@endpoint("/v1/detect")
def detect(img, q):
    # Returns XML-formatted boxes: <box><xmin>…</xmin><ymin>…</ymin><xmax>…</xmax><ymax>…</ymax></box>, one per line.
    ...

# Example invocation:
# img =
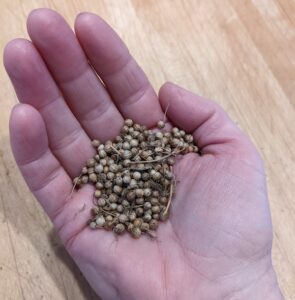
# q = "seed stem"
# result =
<box><xmin>101</xmin><ymin>208</ymin><xmax>117</xmax><ymax>217</ymax></box>
<box><xmin>130</xmin><ymin>148</ymin><xmax>184</xmax><ymax>164</ymax></box>
<box><xmin>163</xmin><ymin>173</ymin><xmax>174</xmax><ymax>215</ymax></box>
<box><xmin>110</xmin><ymin>145</ymin><xmax>121</xmax><ymax>155</ymax></box>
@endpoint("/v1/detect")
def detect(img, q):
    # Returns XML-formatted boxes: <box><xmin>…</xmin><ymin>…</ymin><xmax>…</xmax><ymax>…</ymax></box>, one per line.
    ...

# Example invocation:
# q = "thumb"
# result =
<box><xmin>159</xmin><ymin>82</ymin><xmax>261</xmax><ymax>162</ymax></box>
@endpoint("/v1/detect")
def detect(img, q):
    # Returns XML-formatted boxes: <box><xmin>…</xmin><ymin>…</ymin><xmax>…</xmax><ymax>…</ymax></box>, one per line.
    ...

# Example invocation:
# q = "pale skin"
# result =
<box><xmin>4</xmin><ymin>8</ymin><xmax>284</xmax><ymax>300</ymax></box>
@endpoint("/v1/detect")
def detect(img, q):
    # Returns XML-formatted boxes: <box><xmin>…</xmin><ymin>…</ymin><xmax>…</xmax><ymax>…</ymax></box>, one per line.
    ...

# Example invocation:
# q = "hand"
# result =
<box><xmin>4</xmin><ymin>9</ymin><xmax>283</xmax><ymax>300</ymax></box>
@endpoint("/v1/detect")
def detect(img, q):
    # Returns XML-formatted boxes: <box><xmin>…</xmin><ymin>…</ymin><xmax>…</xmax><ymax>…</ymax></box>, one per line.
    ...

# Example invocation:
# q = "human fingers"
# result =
<box><xmin>4</xmin><ymin>39</ymin><xmax>94</xmax><ymax>177</ymax></box>
<box><xmin>27</xmin><ymin>8</ymin><xmax>123</xmax><ymax>140</ymax></box>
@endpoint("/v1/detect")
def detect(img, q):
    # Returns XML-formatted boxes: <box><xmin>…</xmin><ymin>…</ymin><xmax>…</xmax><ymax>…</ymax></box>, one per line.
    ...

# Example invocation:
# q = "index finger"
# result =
<box><xmin>75</xmin><ymin>12</ymin><xmax>164</xmax><ymax>127</ymax></box>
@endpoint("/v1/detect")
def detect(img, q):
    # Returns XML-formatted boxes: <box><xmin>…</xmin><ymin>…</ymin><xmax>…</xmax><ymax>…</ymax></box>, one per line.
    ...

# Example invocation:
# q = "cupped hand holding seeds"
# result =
<box><xmin>5</xmin><ymin>9</ymin><xmax>283</xmax><ymax>300</ymax></box>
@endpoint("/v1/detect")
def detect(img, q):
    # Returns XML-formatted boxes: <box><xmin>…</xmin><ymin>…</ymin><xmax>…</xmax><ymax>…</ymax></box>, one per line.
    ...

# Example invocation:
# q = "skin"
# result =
<box><xmin>4</xmin><ymin>9</ymin><xmax>284</xmax><ymax>300</ymax></box>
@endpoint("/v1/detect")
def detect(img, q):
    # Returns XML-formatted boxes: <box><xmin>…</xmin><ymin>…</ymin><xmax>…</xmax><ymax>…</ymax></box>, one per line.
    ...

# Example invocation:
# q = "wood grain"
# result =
<box><xmin>0</xmin><ymin>0</ymin><xmax>294</xmax><ymax>299</ymax></box>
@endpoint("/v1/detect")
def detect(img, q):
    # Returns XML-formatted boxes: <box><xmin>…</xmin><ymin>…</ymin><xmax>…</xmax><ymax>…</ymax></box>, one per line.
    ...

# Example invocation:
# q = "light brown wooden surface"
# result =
<box><xmin>0</xmin><ymin>0</ymin><xmax>294</xmax><ymax>299</ymax></box>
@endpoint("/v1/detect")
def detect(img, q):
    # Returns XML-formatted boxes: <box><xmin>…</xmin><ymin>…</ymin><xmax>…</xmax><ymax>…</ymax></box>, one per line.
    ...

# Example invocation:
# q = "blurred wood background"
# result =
<box><xmin>0</xmin><ymin>0</ymin><xmax>294</xmax><ymax>299</ymax></box>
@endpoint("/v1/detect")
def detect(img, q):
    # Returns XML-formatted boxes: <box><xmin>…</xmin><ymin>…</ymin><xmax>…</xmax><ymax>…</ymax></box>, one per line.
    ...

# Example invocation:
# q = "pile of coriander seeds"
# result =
<box><xmin>73</xmin><ymin>119</ymin><xmax>198</xmax><ymax>239</ymax></box>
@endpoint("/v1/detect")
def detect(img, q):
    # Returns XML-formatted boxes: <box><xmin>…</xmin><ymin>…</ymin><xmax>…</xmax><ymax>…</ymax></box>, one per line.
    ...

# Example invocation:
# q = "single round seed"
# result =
<box><xmin>152</xmin><ymin>205</ymin><xmax>160</xmax><ymax>213</ymax></box>
<box><xmin>140</xmin><ymin>151</ymin><xmax>150</xmax><ymax>159</ymax></box>
<box><xmin>136</xmin><ymin>197</ymin><xmax>144</xmax><ymax>205</ymax></box>
<box><xmin>94</xmin><ymin>190</ymin><xmax>102</xmax><ymax>198</ymax></box>
<box><xmin>113</xmin><ymin>185</ymin><xmax>123</xmax><ymax>195</ymax></box>
<box><xmin>92</xmin><ymin>139</ymin><xmax>100</xmax><ymax>147</ymax></box>
<box><xmin>103</xmin><ymin>166</ymin><xmax>109</xmax><ymax>173</ymax></box>
<box><xmin>150</xmin><ymin>169</ymin><xmax>156</xmax><ymax>176</ymax></box>
<box><xmin>124</xmin><ymin>134</ymin><xmax>132</xmax><ymax>141</ymax></box>
<box><xmin>142</xmin><ymin>173</ymin><xmax>150</xmax><ymax>181</ymax></box>
<box><xmin>107</xmin><ymin>172</ymin><xmax>115</xmax><ymax>180</ymax></box>
<box><xmin>81</xmin><ymin>176</ymin><xmax>88</xmax><ymax>184</ymax></box>
<box><xmin>130</xmin><ymin>139</ymin><xmax>139</xmax><ymax>147</ymax></box>
<box><xmin>185</xmin><ymin>134</ymin><xmax>193</xmax><ymax>143</ymax></box>
<box><xmin>109</xmin><ymin>164</ymin><xmax>118</xmax><ymax>173</ymax></box>
<box><xmin>90</xmin><ymin>222</ymin><xmax>96</xmax><ymax>229</ymax></box>
<box><xmin>96</xmin><ymin>182</ymin><xmax>103</xmax><ymax>189</ymax></box>
<box><xmin>122</xmin><ymin>142</ymin><xmax>131</xmax><ymax>150</ymax></box>
<box><xmin>144</xmin><ymin>202</ymin><xmax>152</xmax><ymax>210</ymax></box>
<box><xmin>100</xmin><ymin>159</ymin><xmax>107</xmax><ymax>166</ymax></box>
<box><xmin>87</xmin><ymin>167</ymin><xmax>94</xmax><ymax>174</ymax></box>
<box><xmin>138</xmin><ymin>181</ymin><xmax>144</xmax><ymax>188</ymax></box>
<box><xmin>123</xmin><ymin>159</ymin><xmax>131</xmax><ymax>167</ymax></box>
<box><xmin>144</xmin><ymin>188</ymin><xmax>152</xmax><ymax>197</ymax></box>
<box><xmin>143</xmin><ymin>181</ymin><xmax>150</xmax><ymax>188</ymax></box>
<box><xmin>135</xmin><ymin>189</ymin><xmax>144</xmax><ymax>197</ymax></box>
<box><xmin>73</xmin><ymin>177</ymin><xmax>81</xmax><ymax>186</ymax></box>
<box><xmin>127</xmin><ymin>223</ymin><xmax>134</xmax><ymax>232</ymax></box>
<box><xmin>150</xmin><ymin>198</ymin><xmax>159</xmax><ymax>205</ymax></box>
<box><xmin>159</xmin><ymin>197</ymin><xmax>168</xmax><ymax>205</ymax></box>
<box><xmin>121</xmin><ymin>125</ymin><xmax>129</xmax><ymax>133</ymax></box>
<box><xmin>129</xmin><ymin>179</ymin><xmax>138</xmax><ymax>189</ymax></box>
<box><xmin>96</xmin><ymin>215</ymin><xmax>105</xmax><ymax>227</ymax></box>
<box><xmin>128</xmin><ymin>212</ymin><xmax>136</xmax><ymax>221</ymax></box>
<box><xmin>105</xmin><ymin>181</ymin><xmax>112</xmax><ymax>189</ymax></box>
<box><xmin>125</xmin><ymin>119</ymin><xmax>133</xmax><ymax>127</ymax></box>
<box><xmin>138</xmin><ymin>134</ymin><xmax>145</xmax><ymax>142</ymax></box>
<box><xmin>118</xmin><ymin>214</ymin><xmax>128</xmax><ymax>223</ymax></box>
<box><xmin>153</xmin><ymin>213</ymin><xmax>160</xmax><ymax>220</ymax></box>
<box><xmin>97</xmin><ymin>198</ymin><xmax>106</xmax><ymax>207</ymax></box>
<box><xmin>123</xmin><ymin>175</ymin><xmax>131</xmax><ymax>184</ymax></box>
<box><xmin>152</xmin><ymin>190</ymin><xmax>160</xmax><ymax>197</ymax></box>
<box><xmin>143</xmin><ymin>213</ymin><xmax>152</xmax><ymax>222</ymax></box>
<box><xmin>157</xmin><ymin>120</ymin><xmax>165</xmax><ymax>129</ymax></box>
<box><xmin>155</xmin><ymin>132</ymin><xmax>163</xmax><ymax>139</ymax></box>
<box><xmin>149</xmin><ymin>219</ymin><xmax>159</xmax><ymax>230</ymax></box>
<box><xmin>155</xmin><ymin>147</ymin><xmax>163</xmax><ymax>153</ymax></box>
<box><xmin>164</xmin><ymin>171</ymin><xmax>173</xmax><ymax>180</ymax></box>
<box><xmin>113</xmin><ymin>223</ymin><xmax>125</xmax><ymax>234</ymax></box>
<box><xmin>108</xmin><ymin>158</ymin><xmax>115</xmax><ymax>165</ymax></box>
<box><xmin>115</xmin><ymin>177</ymin><xmax>123</xmax><ymax>186</ymax></box>
<box><xmin>99</xmin><ymin>150</ymin><xmax>107</xmax><ymax>158</ymax></box>
<box><xmin>133</xmin><ymin>218</ymin><xmax>143</xmax><ymax>227</ymax></box>
<box><xmin>131</xmin><ymin>148</ymin><xmax>138</xmax><ymax>156</ymax></box>
<box><xmin>133</xmin><ymin>171</ymin><xmax>141</xmax><ymax>180</ymax></box>
<box><xmin>110</xmin><ymin>203</ymin><xmax>118</xmax><ymax>210</ymax></box>
<box><xmin>86</xmin><ymin>158</ymin><xmax>96</xmax><ymax>167</ymax></box>
<box><xmin>109</xmin><ymin>194</ymin><xmax>118</xmax><ymax>203</ymax></box>
<box><xmin>141</xmin><ymin>222</ymin><xmax>149</xmax><ymax>231</ymax></box>
<box><xmin>167</xmin><ymin>158</ymin><xmax>175</xmax><ymax>165</ymax></box>
<box><xmin>106</xmin><ymin>215</ymin><xmax>113</xmax><ymax>222</ymax></box>
<box><xmin>127</xmin><ymin>191</ymin><xmax>136</xmax><ymax>201</ymax></box>
<box><xmin>121</xmin><ymin>150</ymin><xmax>132</xmax><ymax>159</ymax></box>
<box><xmin>145</xmin><ymin>209</ymin><xmax>152</xmax><ymax>215</ymax></box>
<box><xmin>115</xmin><ymin>135</ymin><xmax>123</xmax><ymax>143</ymax></box>
<box><xmin>151</xmin><ymin>172</ymin><xmax>161</xmax><ymax>181</ymax></box>
<box><xmin>122</xmin><ymin>200</ymin><xmax>130</xmax><ymax>207</ymax></box>
<box><xmin>117</xmin><ymin>205</ymin><xmax>124</xmax><ymax>213</ymax></box>
<box><xmin>82</xmin><ymin>167</ymin><xmax>88</xmax><ymax>174</ymax></box>
<box><xmin>136</xmin><ymin>207</ymin><xmax>144</xmax><ymax>216</ymax></box>
<box><xmin>131</xmin><ymin>227</ymin><xmax>141</xmax><ymax>239</ymax></box>
<box><xmin>95</xmin><ymin>164</ymin><xmax>103</xmax><ymax>173</ymax></box>
<box><xmin>104</xmin><ymin>144</ymin><xmax>113</xmax><ymax>153</ymax></box>
<box><xmin>89</xmin><ymin>173</ymin><xmax>97</xmax><ymax>183</ymax></box>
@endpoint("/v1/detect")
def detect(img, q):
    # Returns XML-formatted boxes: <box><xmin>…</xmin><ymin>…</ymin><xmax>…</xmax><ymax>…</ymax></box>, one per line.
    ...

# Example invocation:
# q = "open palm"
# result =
<box><xmin>5</xmin><ymin>9</ymin><xmax>280</xmax><ymax>300</ymax></box>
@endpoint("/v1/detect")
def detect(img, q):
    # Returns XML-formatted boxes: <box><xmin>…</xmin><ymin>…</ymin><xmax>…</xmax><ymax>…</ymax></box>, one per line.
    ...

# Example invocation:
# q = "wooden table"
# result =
<box><xmin>0</xmin><ymin>0</ymin><xmax>294</xmax><ymax>299</ymax></box>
